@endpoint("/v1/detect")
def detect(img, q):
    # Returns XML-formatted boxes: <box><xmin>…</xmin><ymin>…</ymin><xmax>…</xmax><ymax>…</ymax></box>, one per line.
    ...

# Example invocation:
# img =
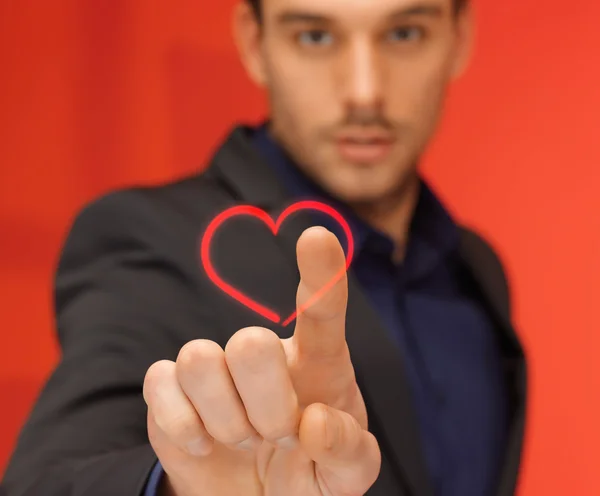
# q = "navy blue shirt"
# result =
<box><xmin>144</xmin><ymin>125</ymin><xmax>510</xmax><ymax>496</ymax></box>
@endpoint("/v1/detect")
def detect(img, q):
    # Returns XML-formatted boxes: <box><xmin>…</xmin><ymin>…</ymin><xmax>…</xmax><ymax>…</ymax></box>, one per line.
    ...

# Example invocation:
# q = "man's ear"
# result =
<box><xmin>232</xmin><ymin>1</ymin><xmax>268</xmax><ymax>87</ymax></box>
<box><xmin>450</xmin><ymin>3</ymin><xmax>476</xmax><ymax>80</ymax></box>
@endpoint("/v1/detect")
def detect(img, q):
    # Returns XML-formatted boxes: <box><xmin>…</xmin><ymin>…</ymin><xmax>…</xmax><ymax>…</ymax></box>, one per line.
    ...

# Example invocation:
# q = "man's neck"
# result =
<box><xmin>262</xmin><ymin>122</ymin><xmax>420</xmax><ymax>262</ymax></box>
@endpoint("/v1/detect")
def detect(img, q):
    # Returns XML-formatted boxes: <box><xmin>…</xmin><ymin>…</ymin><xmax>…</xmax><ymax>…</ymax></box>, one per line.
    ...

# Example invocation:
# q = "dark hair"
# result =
<box><xmin>247</xmin><ymin>0</ymin><xmax>468</xmax><ymax>21</ymax></box>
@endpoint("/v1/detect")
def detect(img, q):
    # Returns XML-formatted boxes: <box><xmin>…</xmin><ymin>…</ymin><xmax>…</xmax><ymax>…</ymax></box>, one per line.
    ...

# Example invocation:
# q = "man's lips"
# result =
<box><xmin>335</xmin><ymin>133</ymin><xmax>395</xmax><ymax>162</ymax></box>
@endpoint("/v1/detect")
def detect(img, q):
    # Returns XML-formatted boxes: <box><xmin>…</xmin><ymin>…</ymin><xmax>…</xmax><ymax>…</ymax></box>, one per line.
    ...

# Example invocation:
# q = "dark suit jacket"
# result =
<box><xmin>1</xmin><ymin>126</ymin><xmax>527</xmax><ymax>496</ymax></box>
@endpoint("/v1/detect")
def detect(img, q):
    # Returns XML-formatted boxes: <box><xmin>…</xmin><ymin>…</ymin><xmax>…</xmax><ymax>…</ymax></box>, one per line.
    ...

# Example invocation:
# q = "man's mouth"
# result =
<box><xmin>335</xmin><ymin>134</ymin><xmax>394</xmax><ymax>163</ymax></box>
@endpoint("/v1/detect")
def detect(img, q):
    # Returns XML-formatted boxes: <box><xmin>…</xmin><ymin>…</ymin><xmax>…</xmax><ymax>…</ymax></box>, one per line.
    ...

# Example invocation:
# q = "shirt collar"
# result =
<box><xmin>251</xmin><ymin>122</ymin><xmax>460</xmax><ymax>283</ymax></box>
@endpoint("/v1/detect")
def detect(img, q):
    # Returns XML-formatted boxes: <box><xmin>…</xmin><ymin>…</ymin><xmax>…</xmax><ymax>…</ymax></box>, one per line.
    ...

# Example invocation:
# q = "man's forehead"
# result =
<box><xmin>262</xmin><ymin>0</ymin><xmax>451</xmax><ymax>18</ymax></box>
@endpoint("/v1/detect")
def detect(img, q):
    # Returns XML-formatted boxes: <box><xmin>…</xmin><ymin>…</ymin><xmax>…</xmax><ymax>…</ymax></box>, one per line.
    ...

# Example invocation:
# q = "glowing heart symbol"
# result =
<box><xmin>200</xmin><ymin>201</ymin><xmax>354</xmax><ymax>327</ymax></box>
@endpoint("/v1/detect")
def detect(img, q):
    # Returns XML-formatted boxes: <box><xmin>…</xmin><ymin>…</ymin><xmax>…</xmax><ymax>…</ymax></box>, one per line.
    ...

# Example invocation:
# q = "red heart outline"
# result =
<box><xmin>200</xmin><ymin>201</ymin><xmax>354</xmax><ymax>327</ymax></box>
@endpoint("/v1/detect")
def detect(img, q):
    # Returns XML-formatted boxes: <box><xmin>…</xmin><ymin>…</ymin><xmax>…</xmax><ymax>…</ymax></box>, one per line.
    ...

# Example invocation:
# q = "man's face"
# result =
<box><xmin>236</xmin><ymin>0</ymin><xmax>472</xmax><ymax>205</ymax></box>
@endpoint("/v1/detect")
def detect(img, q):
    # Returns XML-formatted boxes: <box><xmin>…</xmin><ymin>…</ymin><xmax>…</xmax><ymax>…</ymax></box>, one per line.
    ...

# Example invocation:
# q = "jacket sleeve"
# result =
<box><xmin>0</xmin><ymin>190</ymin><xmax>221</xmax><ymax>496</ymax></box>
<box><xmin>143</xmin><ymin>462</ymin><xmax>166</xmax><ymax>496</ymax></box>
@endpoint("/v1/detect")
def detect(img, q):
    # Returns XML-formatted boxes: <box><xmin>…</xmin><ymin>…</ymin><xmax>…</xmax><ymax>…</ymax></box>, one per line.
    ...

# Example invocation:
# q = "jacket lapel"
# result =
<box><xmin>344</xmin><ymin>272</ymin><xmax>435</xmax><ymax>496</ymax></box>
<box><xmin>207</xmin><ymin>126</ymin><xmax>432</xmax><ymax>496</ymax></box>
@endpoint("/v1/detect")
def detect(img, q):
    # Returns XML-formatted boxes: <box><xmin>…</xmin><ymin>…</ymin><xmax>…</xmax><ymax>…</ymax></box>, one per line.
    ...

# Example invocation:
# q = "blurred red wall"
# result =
<box><xmin>1</xmin><ymin>1</ymin><xmax>599</xmax><ymax>494</ymax></box>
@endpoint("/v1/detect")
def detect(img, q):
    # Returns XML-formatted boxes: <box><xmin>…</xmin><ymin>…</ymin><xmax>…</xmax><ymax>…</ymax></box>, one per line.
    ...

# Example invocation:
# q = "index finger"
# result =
<box><xmin>291</xmin><ymin>226</ymin><xmax>349</xmax><ymax>359</ymax></box>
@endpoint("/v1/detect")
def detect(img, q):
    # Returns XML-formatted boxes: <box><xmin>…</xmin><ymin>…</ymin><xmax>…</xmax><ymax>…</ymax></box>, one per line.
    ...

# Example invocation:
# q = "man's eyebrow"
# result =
<box><xmin>388</xmin><ymin>3</ymin><xmax>445</xmax><ymax>19</ymax></box>
<box><xmin>275</xmin><ymin>3</ymin><xmax>445</xmax><ymax>25</ymax></box>
<box><xmin>276</xmin><ymin>12</ymin><xmax>331</xmax><ymax>25</ymax></box>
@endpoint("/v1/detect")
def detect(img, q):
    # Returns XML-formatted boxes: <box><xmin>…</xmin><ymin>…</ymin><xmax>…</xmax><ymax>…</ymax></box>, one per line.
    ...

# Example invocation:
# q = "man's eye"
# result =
<box><xmin>297</xmin><ymin>30</ymin><xmax>334</xmax><ymax>46</ymax></box>
<box><xmin>387</xmin><ymin>26</ymin><xmax>424</xmax><ymax>43</ymax></box>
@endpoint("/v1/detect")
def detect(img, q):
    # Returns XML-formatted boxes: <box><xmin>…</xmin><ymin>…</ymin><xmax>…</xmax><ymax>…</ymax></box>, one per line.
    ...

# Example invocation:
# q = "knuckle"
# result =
<box><xmin>145</xmin><ymin>359</ymin><xmax>174</xmax><ymax>382</ymax></box>
<box><xmin>177</xmin><ymin>339</ymin><xmax>223</xmax><ymax>372</ymax></box>
<box><xmin>225</xmin><ymin>326</ymin><xmax>279</xmax><ymax>358</ymax></box>
<box><xmin>143</xmin><ymin>360</ymin><xmax>174</xmax><ymax>403</ymax></box>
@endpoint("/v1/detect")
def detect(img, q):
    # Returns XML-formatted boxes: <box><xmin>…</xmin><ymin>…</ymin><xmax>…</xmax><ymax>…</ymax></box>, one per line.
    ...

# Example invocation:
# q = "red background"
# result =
<box><xmin>1</xmin><ymin>1</ymin><xmax>599</xmax><ymax>494</ymax></box>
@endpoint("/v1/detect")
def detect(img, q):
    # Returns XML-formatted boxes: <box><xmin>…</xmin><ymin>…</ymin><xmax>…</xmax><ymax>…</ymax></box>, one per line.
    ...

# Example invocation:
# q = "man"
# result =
<box><xmin>1</xmin><ymin>0</ymin><xmax>527</xmax><ymax>495</ymax></box>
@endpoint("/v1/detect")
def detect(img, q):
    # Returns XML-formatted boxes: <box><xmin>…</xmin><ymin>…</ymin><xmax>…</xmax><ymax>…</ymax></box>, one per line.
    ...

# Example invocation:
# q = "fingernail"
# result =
<box><xmin>186</xmin><ymin>437</ymin><xmax>212</xmax><ymax>457</ymax></box>
<box><xmin>236</xmin><ymin>435</ymin><xmax>263</xmax><ymax>451</ymax></box>
<box><xmin>275</xmin><ymin>434</ymin><xmax>299</xmax><ymax>450</ymax></box>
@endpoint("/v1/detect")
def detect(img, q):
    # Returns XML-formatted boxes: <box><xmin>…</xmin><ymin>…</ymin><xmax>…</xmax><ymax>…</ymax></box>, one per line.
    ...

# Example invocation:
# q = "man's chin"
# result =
<box><xmin>324</xmin><ymin>183</ymin><xmax>390</xmax><ymax>206</ymax></box>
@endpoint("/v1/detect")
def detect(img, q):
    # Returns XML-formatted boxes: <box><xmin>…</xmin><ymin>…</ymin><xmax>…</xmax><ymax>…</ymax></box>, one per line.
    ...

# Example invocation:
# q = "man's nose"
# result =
<box><xmin>341</xmin><ymin>40</ymin><xmax>384</xmax><ymax>112</ymax></box>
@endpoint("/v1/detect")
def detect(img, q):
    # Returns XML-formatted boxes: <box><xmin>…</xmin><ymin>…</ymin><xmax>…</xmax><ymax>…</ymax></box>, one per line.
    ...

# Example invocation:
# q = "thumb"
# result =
<box><xmin>299</xmin><ymin>403</ymin><xmax>381</xmax><ymax>495</ymax></box>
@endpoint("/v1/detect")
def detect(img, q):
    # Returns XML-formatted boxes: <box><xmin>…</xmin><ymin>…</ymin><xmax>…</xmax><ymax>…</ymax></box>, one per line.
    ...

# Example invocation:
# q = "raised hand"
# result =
<box><xmin>143</xmin><ymin>226</ymin><xmax>381</xmax><ymax>496</ymax></box>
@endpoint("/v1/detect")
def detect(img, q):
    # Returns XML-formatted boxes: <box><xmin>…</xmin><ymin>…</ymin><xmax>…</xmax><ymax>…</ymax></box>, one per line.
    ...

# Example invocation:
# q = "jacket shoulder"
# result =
<box><xmin>55</xmin><ymin>172</ymin><xmax>235</xmax><ymax>313</ymax></box>
<box><xmin>60</xmin><ymin>172</ymin><xmax>231</xmax><ymax>257</ymax></box>
<box><xmin>71</xmin><ymin>171</ymin><xmax>230</xmax><ymax>228</ymax></box>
